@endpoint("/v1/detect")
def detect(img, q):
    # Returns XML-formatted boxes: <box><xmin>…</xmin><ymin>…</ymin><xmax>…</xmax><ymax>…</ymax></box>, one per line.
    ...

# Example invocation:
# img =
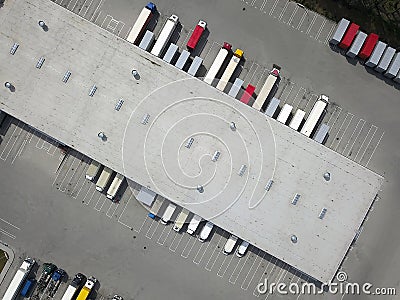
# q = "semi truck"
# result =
<box><xmin>216</xmin><ymin>49</ymin><xmax>243</xmax><ymax>91</ymax></box>
<box><xmin>60</xmin><ymin>273</ymin><xmax>85</xmax><ymax>300</ymax></box>
<box><xmin>173</xmin><ymin>208</ymin><xmax>190</xmax><ymax>232</ymax></box>
<box><xmin>329</xmin><ymin>18</ymin><xmax>350</xmax><ymax>45</ymax></box>
<box><xmin>187</xmin><ymin>214</ymin><xmax>202</xmax><ymax>235</ymax></box>
<box><xmin>85</xmin><ymin>160</ymin><xmax>101</xmax><ymax>181</ymax></box>
<box><xmin>187</xmin><ymin>20</ymin><xmax>206</xmax><ymax>51</ymax></box>
<box><xmin>2</xmin><ymin>258</ymin><xmax>35</xmax><ymax>300</ymax></box>
<box><xmin>126</xmin><ymin>2</ymin><xmax>156</xmax><ymax>45</ymax></box>
<box><xmin>47</xmin><ymin>269</ymin><xmax>66</xmax><ymax>297</ymax></box>
<box><xmin>160</xmin><ymin>203</ymin><xmax>177</xmax><ymax>225</ymax></box>
<box><xmin>76</xmin><ymin>277</ymin><xmax>96</xmax><ymax>300</ymax></box>
<box><xmin>106</xmin><ymin>173</ymin><xmax>124</xmax><ymax>200</ymax></box>
<box><xmin>95</xmin><ymin>166</ymin><xmax>113</xmax><ymax>192</ymax></box>
<box><xmin>300</xmin><ymin>95</ymin><xmax>329</xmax><ymax>138</ymax></box>
<box><xmin>203</xmin><ymin>42</ymin><xmax>232</xmax><ymax>85</ymax></box>
<box><xmin>150</xmin><ymin>15</ymin><xmax>179</xmax><ymax>57</ymax></box>
<box><xmin>36</xmin><ymin>263</ymin><xmax>57</xmax><ymax>294</ymax></box>
<box><xmin>253</xmin><ymin>65</ymin><xmax>281</xmax><ymax>111</ymax></box>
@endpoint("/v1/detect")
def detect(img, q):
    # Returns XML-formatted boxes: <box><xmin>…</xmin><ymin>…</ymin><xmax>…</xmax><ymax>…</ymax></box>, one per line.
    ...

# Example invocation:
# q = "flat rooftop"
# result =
<box><xmin>0</xmin><ymin>0</ymin><xmax>383</xmax><ymax>283</ymax></box>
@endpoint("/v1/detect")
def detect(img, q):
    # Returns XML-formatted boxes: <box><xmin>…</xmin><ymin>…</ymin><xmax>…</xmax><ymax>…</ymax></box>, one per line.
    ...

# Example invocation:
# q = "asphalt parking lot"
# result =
<box><xmin>2</xmin><ymin>0</ymin><xmax>400</xmax><ymax>299</ymax></box>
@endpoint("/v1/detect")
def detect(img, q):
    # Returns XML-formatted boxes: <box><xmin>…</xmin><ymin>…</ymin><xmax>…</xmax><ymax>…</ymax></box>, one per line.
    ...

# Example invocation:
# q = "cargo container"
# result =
<box><xmin>358</xmin><ymin>33</ymin><xmax>379</xmax><ymax>60</ymax></box>
<box><xmin>187</xmin><ymin>56</ymin><xmax>203</xmax><ymax>76</ymax></box>
<box><xmin>329</xmin><ymin>18</ymin><xmax>350</xmax><ymax>45</ymax></box>
<box><xmin>173</xmin><ymin>208</ymin><xmax>190</xmax><ymax>232</ymax></box>
<box><xmin>150</xmin><ymin>15</ymin><xmax>179</xmax><ymax>57</ymax></box>
<box><xmin>20</xmin><ymin>279</ymin><xmax>35</xmax><ymax>297</ymax></box>
<box><xmin>175</xmin><ymin>50</ymin><xmax>190</xmax><ymax>70</ymax></box>
<box><xmin>138</xmin><ymin>30</ymin><xmax>154</xmax><ymax>51</ymax></box>
<box><xmin>203</xmin><ymin>42</ymin><xmax>232</xmax><ymax>85</ymax></box>
<box><xmin>106</xmin><ymin>173</ymin><xmax>124</xmax><ymax>200</ymax></box>
<box><xmin>187</xmin><ymin>20</ymin><xmax>206</xmax><ymax>50</ymax></box>
<box><xmin>289</xmin><ymin>109</ymin><xmax>305</xmax><ymax>131</ymax></box>
<box><xmin>253</xmin><ymin>65</ymin><xmax>281</xmax><ymax>111</ymax></box>
<box><xmin>300</xmin><ymin>95</ymin><xmax>329</xmax><ymax>137</ymax></box>
<box><xmin>276</xmin><ymin>104</ymin><xmax>293</xmax><ymax>124</ymax></box>
<box><xmin>160</xmin><ymin>203</ymin><xmax>177</xmax><ymax>225</ymax></box>
<box><xmin>126</xmin><ymin>2</ymin><xmax>156</xmax><ymax>45</ymax></box>
<box><xmin>384</xmin><ymin>52</ymin><xmax>400</xmax><ymax>79</ymax></box>
<box><xmin>375</xmin><ymin>46</ymin><xmax>396</xmax><ymax>73</ymax></box>
<box><xmin>346</xmin><ymin>31</ymin><xmax>367</xmax><ymax>58</ymax></box>
<box><xmin>264</xmin><ymin>97</ymin><xmax>280</xmax><ymax>117</ymax></box>
<box><xmin>3</xmin><ymin>258</ymin><xmax>35</xmax><ymax>300</ymax></box>
<box><xmin>95</xmin><ymin>166</ymin><xmax>113</xmax><ymax>192</ymax></box>
<box><xmin>339</xmin><ymin>23</ymin><xmax>359</xmax><ymax>49</ymax></box>
<box><xmin>239</xmin><ymin>84</ymin><xmax>256</xmax><ymax>105</ymax></box>
<box><xmin>365</xmin><ymin>41</ymin><xmax>387</xmax><ymax>68</ymax></box>
<box><xmin>216</xmin><ymin>49</ymin><xmax>243</xmax><ymax>91</ymax></box>
<box><xmin>163</xmin><ymin>43</ymin><xmax>178</xmax><ymax>63</ymax></box>
<box><xmin>85</xmin><ymin>160</ymin><xmax>101</xmax><ymax>181</ymax></box>
<box><xmin>313</xmin><ymin>123</ymin><xmax>330</xmax><ymax>144</ymax></box>
<box><xmin>228</xmin><ymin>78</ymin><xmax>244</xmax><ymax>98</ymax></box>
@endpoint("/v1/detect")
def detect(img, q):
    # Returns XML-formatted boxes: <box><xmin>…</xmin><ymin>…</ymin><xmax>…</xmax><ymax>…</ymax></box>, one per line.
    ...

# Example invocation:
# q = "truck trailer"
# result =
<box><xmin>160</xmin><ymin>203</ymin><xmax>177</xmax><ymax>225</ymax></box>
<box><xmin>329</xmin><ymin>18</ymin><xmax>350</xmax><ymax>45</ymax></box>
<box><xmin>106</xmin><ymin>173</ymin><xmax>124</xmax><ymax>200</ymax></box>
<box><xmin>148</xmin><ymin>195</ymin><xmax>164</xmax><ymax>219</ymax></box>
<box><xmin>227</xmin><ymin>78</ymin><xmax>244</xmax><ymax>98</ymax></box>
<box><xmin>60</xmin><ymin>273</ymin><xmax>85</xmax><ymax>300</ymax></box>
<box><xmin>253</xmin><ymin>65</ymin><xmax>281</xmax><ymax>111</ymax></box>
<box><xmin>276</xmin><ymin>104</ymin><xmax>293</xmax><ymax>124</ymax></box>
<box><xmin>85</xmin><ymin>160</ymin><xmax>101</xmax><ymax>181</ymax></box>
<box><xmin>150</xmin><ymin>15</ymin><xmax>179</xmax><ymax>57</ymax></box>
<box><xmin>300</xmin><ymin>95</ymin><xmax>329</xmax><ymax>138</ymax></box>
<box><xmin>289</xmin><ymin>109</ymin><xmax>305</xmax><ymax>131</ymax></box>
<box><xmin>216</xmin><ymin>49</ymin><xmax>243</xmax><ymax>91</ymax></box>
<box><xmin>187</xmin><ymin>56</ymin><xmax>203</xmax><ymax>76</ymax></box>
<box><xmin>346</xmin><ymin>31</ymin><xmax>367</xmax><ymax>58</ymax></box>
<box><xmin>95</xmin><ymin>166</ymin><xmax>113</xmax><ymax>192</ymax></box>
<box><xmin>187</xmin><ymin>20</ymin><xmax>206</xmax><ymax>51</ymax></box>
<box><xmin>339</xmin><ymin>23</ymin><xmax>359</xmax><ymax>49</ymax></box>
<box><xmin>2</xmin><ymin>258</ymin><xmax>35</xmax><ymax>300</ymax></box>
<box><xmin>384</xmin><ymin>52</ymin><xmax>400</xmax><ymax>79</ymax></box>
<box><xmin>203</xmin><ymin>42</ymin><xmax>232</xmax><ymax>85</ymax></box>
<box><xmin>126</xmin><ymin>2</ymin><xmax>156</xmax><ymax>45</ymax></box>
<box><xmin>375</xmin><ymin>46</ymin><xmax>396</xmax><ymax>73</ymax></box>
<box><xmin>76</xmin><ymin>277</ymin><xmax>96</xmax><ymax>300</ymax></box>
<box><xmin>173</xmin><ymin>208</ymin><xmax>190</xmax><ymax>232</ymax></box>
<box><xmin>365</xmin><ymin>41</ymin><xmax>387</xmax><ymax>68</ymax></box>
<box><xmin>264</xmin><ymin>97</ymin><xmax>280</xmax><ymax>118</ymax></box>
<box><xmin>138</xmin><ymin>30</ymin><xmax>154</xmax><ymax>51</ymax></box>
<box><xmin>163</xmin><ymin>43</ymin><xmax>178</xmax><ymax>64</ymax></box>
<box><xmin>358</xmin><ymin>33</ymin><xmax>379</xmax><ymax>60</ymax></box>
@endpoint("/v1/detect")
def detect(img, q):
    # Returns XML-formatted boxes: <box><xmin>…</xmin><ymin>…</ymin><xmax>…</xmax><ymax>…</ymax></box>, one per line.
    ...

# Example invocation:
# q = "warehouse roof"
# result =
<box><xmin>0</xmin><ymin>0</ymin><xmax>383</xmax><ymax>283</ymax></box>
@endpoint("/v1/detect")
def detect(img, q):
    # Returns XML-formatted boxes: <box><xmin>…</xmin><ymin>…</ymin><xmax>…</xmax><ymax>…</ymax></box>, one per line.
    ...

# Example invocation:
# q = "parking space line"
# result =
<box><xmin>242</xmin><ymin>61</ymin><xmax>256</xmax><ymax>83</ymax></box>
<box><xmin>282</xmin><ymin>83</ymin><xmax>295</xmax><ymax>103</ymax></box>
<box><xmin>0</xmin><ymin>228</ymin><xmax>16</xmax><ymax>240</ymax></box>
<box><xmin>68</xmin><ymin>0</ymin><xmax>78</xmax><ymax>10</ymax></box>
<box><xmin>202</xmin><ymin>41</ymin><xmax>219</xmax><ymax>63</ymax></box>
<box><xmin>157</xmin><ymin>226</ymin><xmax>173</xmax><ymax>246</ymax></box>
<box><xmin>94</xmin><ymin>10</ymin><xmax>102</xmax><ymax>23</ymax></box>
<box><xmin>291</xmin><ymin>86</ymin><xmax>306</xmax><ymax>108</ymax></box>
<box><xmin>314</xmin><ymin>18</ymin><xmax>326</xmax><ymax>40</ymax></box>
<box><xmin>260</xmin><ymin>0</ymin><xmax>268</xmax><ymax>11</ymax></box>
<box><xmin>333</xmin><ymin>113</ymin><xmax>354</xmax><ymax>151</ymax></box>
<box><xmin>72</xmin><ymin>171</ymin><xmax>89</xmax><ymax>199</ymax></box>
<box><xmin>358</xmin><ymin>126</ymin><xmax>378</xmax><ymax>164</ymax></box>
<box><xmin>124</xmin><ymin>26</ymin><xmax>132</xmax><ymax>39</ymax></box>
<box><xmin>254</xmin><ymin>68</ymin><xmax>269</xmax><ymax>89</ymax></box>
<box><xmin>193</xmin><ymin>242</ymin><xmax>207</xmax><ymax>264</ymax></box>
<box><xmin>287</xmin><ymin>4</ymin><xmax>298</xmax><ymax>26</ymax></box>
<box><xmin>116</xmin><ymin>194</ymin><xmax>134</xmax><ymax>230</ymax></box>
<box><xmin>354</xmin><ymin>125</ymin><xmax>376</xmax><ymax>162</ymax></box>
<box><xmin>134</xmin><ymin>215</ymin><xmax>149</xmax><ymax>233</ymax></box>
<box><xmin>11</xmin><ymin>135</ymin><xmax>27</xmax><ymax>165</ymax></box>
<box><xmin>346</xmin><ymin>119</ymin><xmax>365</xmax><ymax>156</ymax></box>
<box><xmin>366</xmin><ymin>131</ymin><xmax>384</xmax><ymax>167</ymax></box>
<box><xmin>179</xmin><ymin>28</ymin><xmax>192</xmax><ymax>49</ymax></box>
<box><xmin>342</xmin><ymin>118</ymin><xmax>364</xmax><ymax>154</ymax></box>
<box><xmin>229</xmin><ymin>247</ymin><xmax>252</xmax><ymax>284</ymax></box>
<box><xmin>247</xmin><ymin>63</ymin><xmax>260</xmax><ymax>85</ymax></box>
<box><xmin>93</xmin><ymin>193</ymin><xmax>104</xmax><ymax>211</ymax></box>
<box><xmin>253</xmin><ymin>257</ymin><xmax>276</xmax><ymax>297</ymax></box>
<box><xmin>205</xmin><ymin>234</ymin><xmax>224</xmax><ymax>271</ymax></box>
<box><xmin>60</xmin><ymin>154</ymin><xmax>83</xmax><ymax>192</ymax></box>
<box><xmin>181</xmin><ymin>237</ymin><xmax>197</xmax><ymax>259</ymax></box>
<box><xmin>305</xmin><ymin>12</ymin><xmax>317</xmax><ymax>35</ymax></box>
<box><xmin>265</xmin><ymin>266</ymin><xmax>287</xmax><ymax>299</ymax></box>
<box><xmin>217</xmin><ymin>255</ymin><xmax>232</xmax><ymax>277</ymax></box>
<box><xmin>145</xmin><ymin>219</ymin><xmax>159</xmax><ymax>239</ymax></box>
<box><xmin>0</xmin><ymin>217</ymin><xmax>20</xmax><ymax>230</ymax></box>
<box><xmin>243</xmin><ymin>251</ymin><xmax>266</xmax><ymax>291</ymax></box>
<box><xmin>1</xmin><ymin>122</ymin><xmax>23</xmax><ymax>161</ymax></box>
<box><xmin>269</xmin><ymin>0</ymin><xmax>280</xmax><ymax>16</ymax></box>
<box><xmin>296</xmin><ymin>9</ymin><xmax>307</xmax><ymax>30</ymax></box>
<box><xmin>82</xmin><ymin>0</ymin><xmax>94</xmax><ymax>18</ymax></box>
<box><xmin>327</xmin><ymin>106</ymin><xmax>342</xmax><ymax>128</ymax></box>
<box><xmin>90</xmin><ymin>0</ymin><xmax>104</xmax><ymax>22</ymax></box>
<box><xmin>105</xmin><ymin>201</ymin><xmax>118</xmax><ymax>218</ymax></box>
<box><xmin>101</xmin><ymin>14</ymin><xmax>111</xmax><ymax>28</ymax></box>
<box><xmin>241</xmin><ymin>249</ymin><xmax>262</xmax><ymax>290</ymax></box>
<box><xmin>278</xmin><ymin>1</ymin><xmax>290</xmax><ymax>21</ymax></box>
<box><xmin>169</xmin><ymin>231</ymin><xmax>183</xmax><ymax>252</ymax></box>
<box><xmin>324</xmin><ymin>22</ymin><xmax>336</xmax><ymax>44</ymax></box>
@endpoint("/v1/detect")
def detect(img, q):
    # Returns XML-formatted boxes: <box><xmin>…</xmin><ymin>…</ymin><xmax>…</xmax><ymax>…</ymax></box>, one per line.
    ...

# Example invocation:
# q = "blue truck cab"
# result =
<box><xmin>146</xmin><ymin>2</ymin><xmax>156</xmax><ymax>12</ymax></box>
<box><xmin>20</xmin><ymin>279</ymin><xmax>35</xmax><ymax>297</ymax></box>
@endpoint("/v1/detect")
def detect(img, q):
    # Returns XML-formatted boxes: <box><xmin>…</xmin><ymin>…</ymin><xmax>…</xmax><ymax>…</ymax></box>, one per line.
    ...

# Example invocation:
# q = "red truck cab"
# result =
<box><xmin>240</xmin><ymin>84</ymin><xmax>256</xmax><ymax>105</ymax></box>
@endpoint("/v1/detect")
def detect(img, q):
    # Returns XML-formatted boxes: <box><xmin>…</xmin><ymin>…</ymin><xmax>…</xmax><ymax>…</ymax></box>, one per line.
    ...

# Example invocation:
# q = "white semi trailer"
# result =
<box><xmin>2</xmin><ymin>258</ymin><xmax>35</xmax><ymax>300</ymax></box>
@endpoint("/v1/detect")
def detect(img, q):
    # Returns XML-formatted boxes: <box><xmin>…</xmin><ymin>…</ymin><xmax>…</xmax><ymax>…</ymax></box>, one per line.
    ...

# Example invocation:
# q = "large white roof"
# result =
<box><xmin>0</xmin><ymin>0</ymin><xmax>383</xmax><ymax>283</ymax></box>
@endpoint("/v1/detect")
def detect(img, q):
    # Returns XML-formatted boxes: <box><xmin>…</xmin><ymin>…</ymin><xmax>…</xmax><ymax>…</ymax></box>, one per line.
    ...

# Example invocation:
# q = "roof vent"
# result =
<box><xmin>238</xmin><ymin>164</ymin><xmax>247</xmax><ymax>176</ymax></box>
<box><xmin>141</xmin><ymin>114</ymin><xmax>150</xmax><ymax>125</ymax></box>
<box><xmin>10</xmin><ymin>43</ymin><xmax>19</xmax><ymax>55</ymax></box>
<box><xmin>319</xmin><ymin>208</ymin><xmax>327</xmax><ymax>219</ymax></box>
<box><xmin>291</xmin><ymin>194</ymin><xmax>300</xmax><ymax>205</ymax></box>
<box><xmin>88</xmin><ymin>85</ymin><xmax>97</xmax><ymax>97</ymax></box>
<box><xmin>211</xmin><ymin>151</ymin><xmax>221</xmax><ymax>162</ymax></box>
<box><xmin>36</xmin><ymin>57</ymin><xmax>45</xmax><ymax>69</ymax></box>
<box><xmin>62</xmin><ymin>71</ymin><xmax>71</xmax><ymax>83</ymax></box>
<box><xmin>115</xmin><ymin>99</ymin><xmax>124</xmax><ymax>111</ymax></box>
<box><xmin>185</xmin><ymin>137</ymin><xmax>194</xmax><ymax>149</ymax></box>
<box><xmin>265</xmin><ymin>179</ymin><xmax>274</xmax><ymax>191</ymax></box>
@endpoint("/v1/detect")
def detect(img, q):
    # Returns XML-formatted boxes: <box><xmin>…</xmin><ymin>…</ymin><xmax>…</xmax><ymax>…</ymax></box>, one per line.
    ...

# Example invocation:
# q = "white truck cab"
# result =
<box><xmin>198</xmin><ymin>221</ymin><xmax>214</xmax><ymax>242</ymax></box>
<box><xmin>223</xmin><ymin>234</ymin><xmax>238</xmax><ymax>255</ymax></box>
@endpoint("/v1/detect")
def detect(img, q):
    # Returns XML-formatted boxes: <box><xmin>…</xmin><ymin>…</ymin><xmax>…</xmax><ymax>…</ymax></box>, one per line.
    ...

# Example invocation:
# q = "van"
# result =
<box><xmin>236</xmin><ymin>240</ymin><xmax>250</xmax><ymax>257</ymax></box>
<box><xmin>198</xmin><ymin>221</ymin><xmax>214</xmax><ymax>242</ymax></box>
<box><xmin>173</xmin><ymin>209</ymin><xmax>190</xmax><ymax>232</ymax></box>
<box><xmin>223</xmin><ymin>234</ymin><xmax>238</xmax><ymax>255</ymax></box>
<box><xmin>20</xmin><ymin>279</ymin><xmax>35</xmax><ymax>297</ymax></box>
<box><xmin>85</xmin><ymin>160</ymin><xmax>101</xmax><ymax>181</ymax></box>
<box><xmin>186</xmin><ymin>214</ymin><xmax>202</xmax><ymax>235</ymax></box>
<box><xmin>160</xmin><ymin>203</ymin><xmax>177</xmax><ymax>225</ymax></box>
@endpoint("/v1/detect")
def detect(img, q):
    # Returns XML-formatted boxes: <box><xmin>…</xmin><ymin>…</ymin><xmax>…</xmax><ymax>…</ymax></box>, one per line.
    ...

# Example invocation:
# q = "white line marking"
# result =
<box><xmin>0</xmin><ymin>217</ymin><xmax>21</xmax><ymax>230</ymax></box>
<box><xmin>296</xmin><ymin>9</ymin><xmax>307</xmax><ymax>30</ymax></box>
<box><xmin>241</xmin><ymin>249</ymin><xmax>262</xmax><ymax>290</ymax></box>
<box><xmin>358</xmin><ymin>126</ymin><xmax>378</xmax><ymax>164</ymax></box>
<box><xmin>269</xmin><ymin>0</ymin><xmax>280</xmax><ymax>16</ymax></box>
<box><xmin>90</xmin><ymin>0</ymin><xmax>104</xmax><ymax>22</ymax></box>
<box><xmin>354</xmin><ymin>125</ymin><xmax>375</xmax><ymax>162</ymax></box>
<box><xmin>181</xmin><ymin>237</ymin><xmax>197</xmax><ymax>259</ymax></box>
<box><xmin>346</xmin><ymin>119</ymin><xmax>365</xmax><ymax>157</ymax></box>
<box><xmin>333</xmin><ymin>113</ymin><xmax>354</xmax><ymax>151</ymax></box>
<box><xmin>366</xmin><ymin>131</ymin><xmax>384</xmax><ymax>167</ymax></box>
<box><xmin>314</xmin><ymin>18</ymin><xmax>326</xmax><ymax>40</ymax></box>
<box><xmin>278</xmin><ymin>1</ymin><xmax>290</xmax><ymax>21</ymax></box>
<box><xmin>260</xmin><ymin>0</ymin><xmax>268</xmax><ymax>11</ymax></box>
<box><xmin>324</xmin><ymin>22</ymin><xmax>336</xmax><ymax>44</ymax></box>
<box><xmin>0</xmin><ymin>228</ymin><xmax>16</xmax><ymax>239</ymax></box>
<box><xmin>205</xmin><ymin>234</ymin><xmax>224</xmax><ymax>271</ymax></box>
<box><xmin>229</xmin><ymin>247</ymin><xmax>252</xmax><ymax>284</ymax></box>
<box><xmin>243</xmin><ymin>251</ymin><xmax>266</xmax><ymax>291</ymax></box>
<box><xmin>287</xmin><ymin>5</ymin><xmax>298</xmax><ymax>26</ymax></box>
<box><xmin>305</xmin><ymin>12</ymin><xmax>317</xmax><ymax>35</ymax></box>
<box><xmin>145</xmin><ymin>219</ymin><xmax>159</xmax><ymax>239</ymax></box>
<box><xmin>342</xmin><ymin>118</ymin><xmax>363</xmax><ymax>154</ymax></box>
<box><xmin>169</xmin><ymin>231</ymin><xmax>183</xmax><ymax>252</ymax></box>
<box><xmin>217</xmin><ymin>255</ymin><xmax>232</xmax><ymax>277</ymax></box>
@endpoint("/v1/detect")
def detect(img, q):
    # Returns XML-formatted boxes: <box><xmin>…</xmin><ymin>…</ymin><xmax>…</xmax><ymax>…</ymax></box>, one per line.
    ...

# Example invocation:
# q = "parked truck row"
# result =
<box><xmin>330</xmin><ymin>18</ymin><xmax>400</xmax><ymax>83</ymax></box>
